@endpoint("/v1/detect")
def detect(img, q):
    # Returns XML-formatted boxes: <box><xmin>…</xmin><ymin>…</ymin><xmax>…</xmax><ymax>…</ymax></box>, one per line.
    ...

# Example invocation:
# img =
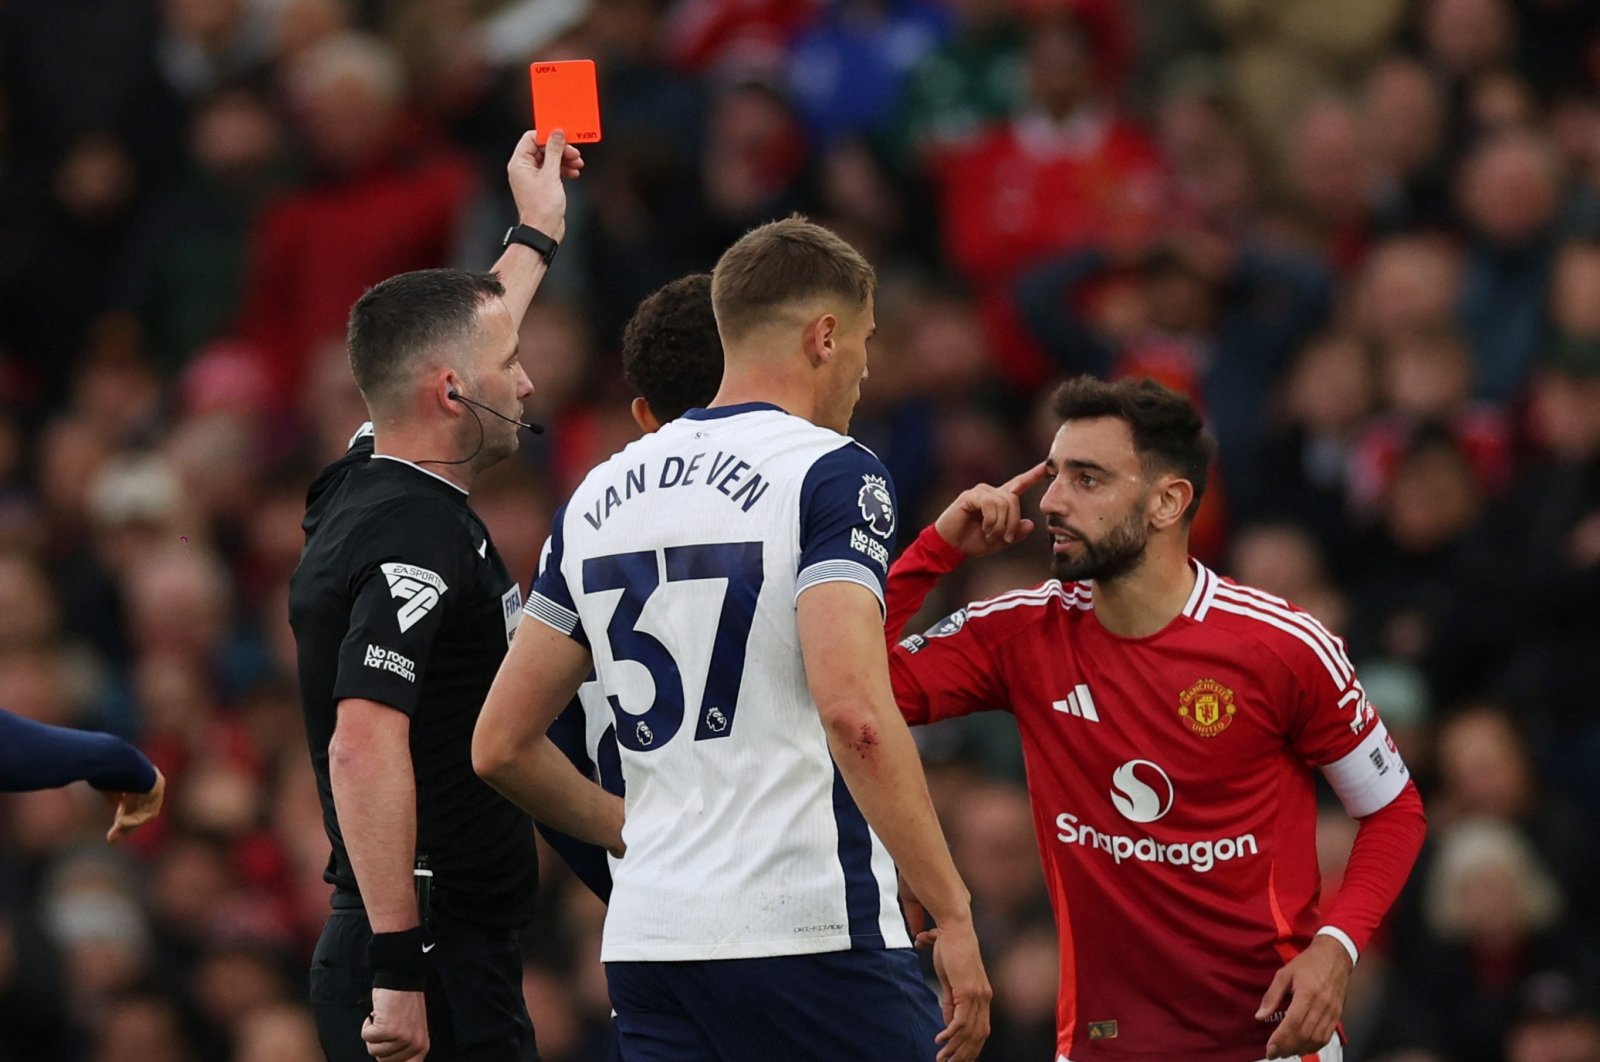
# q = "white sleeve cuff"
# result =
<box><xmin>1316</xmin><ymin>925</ymin><xmax>1359</xmax><ymax>965</ymax></box>
<box><xmin>523</xmin><ymin>590</ymin><xmax>579</xmax><ymax>636</ymax></box>
<box><xmin>795</xmin><ymin>560</ymin><xmax>886</xmax><ymax>616</ymax></box>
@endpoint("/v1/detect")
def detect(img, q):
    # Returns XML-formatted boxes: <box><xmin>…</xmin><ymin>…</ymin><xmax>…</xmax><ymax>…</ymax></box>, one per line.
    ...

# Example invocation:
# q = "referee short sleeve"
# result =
<box><xmin>332</xmin><ymin>503</ymin><xmax>465</xmax><ymax>716</ymax></box>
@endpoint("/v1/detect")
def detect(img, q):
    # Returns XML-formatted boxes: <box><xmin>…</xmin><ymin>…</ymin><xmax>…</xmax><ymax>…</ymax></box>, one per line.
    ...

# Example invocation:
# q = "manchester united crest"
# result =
<box><xmin>1178</xmin><ymin>678</ymin><xmax>1236</xmax><ymax>737</ymax></box>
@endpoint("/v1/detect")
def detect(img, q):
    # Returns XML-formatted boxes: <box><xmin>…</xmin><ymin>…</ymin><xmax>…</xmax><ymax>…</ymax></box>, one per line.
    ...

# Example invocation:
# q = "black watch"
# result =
<box><xmin>502</xmin><ymin>223</ymin><xmax>559</xmax><ymax>265</ymax></box>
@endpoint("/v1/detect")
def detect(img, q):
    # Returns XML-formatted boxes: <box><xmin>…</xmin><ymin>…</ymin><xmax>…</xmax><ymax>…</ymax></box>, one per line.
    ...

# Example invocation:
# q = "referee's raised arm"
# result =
<box><xmin>494</xmin><ymin>129</ymin><xmax>583</xmax><ymax>327</ymax></box>
<box><xmin>289</xmin><ymin>131</ymin><xmax>582</xmax><ymax>1062</ymax></box>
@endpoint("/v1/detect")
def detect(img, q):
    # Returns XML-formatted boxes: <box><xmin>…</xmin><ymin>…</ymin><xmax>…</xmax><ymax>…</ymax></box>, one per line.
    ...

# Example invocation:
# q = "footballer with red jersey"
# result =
<box><xmin>888</xmin><ymin>376</ymin><xmax>1426</xmax><ymax>1062</ymax></box>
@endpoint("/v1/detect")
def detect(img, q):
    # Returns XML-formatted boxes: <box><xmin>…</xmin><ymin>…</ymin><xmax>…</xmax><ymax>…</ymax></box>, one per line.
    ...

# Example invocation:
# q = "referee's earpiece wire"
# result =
<box><xmin>416</xmin><ymin>390</ymin><xmax>488</xmax><ymax>467</ymax></box>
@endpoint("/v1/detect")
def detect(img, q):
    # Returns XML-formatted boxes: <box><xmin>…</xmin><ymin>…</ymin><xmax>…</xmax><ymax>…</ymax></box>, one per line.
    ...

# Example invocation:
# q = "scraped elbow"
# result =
<box><xmin>818</xmin><ymin>700</ymin><xmax>883</xmax><ymax>764</ymax></box>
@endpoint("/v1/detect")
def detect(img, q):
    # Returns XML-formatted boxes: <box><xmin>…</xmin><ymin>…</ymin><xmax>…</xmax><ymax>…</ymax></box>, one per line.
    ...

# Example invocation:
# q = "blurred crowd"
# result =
<box><xmin>2</xmin><ymin>0</ymin><xmax>1599</xmax><ymax>1059</ymax></box>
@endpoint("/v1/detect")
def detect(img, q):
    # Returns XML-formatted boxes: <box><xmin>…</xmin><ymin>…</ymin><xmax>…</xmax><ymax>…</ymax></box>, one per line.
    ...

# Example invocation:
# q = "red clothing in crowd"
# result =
<box><xmin>1348</xmin><ymin>408</ymin><xmax>1513</xmax><ymax>515</ymax></box>
<box><xmin>235</xmin><ymin>132</ymin><xmax>475</xmax><ymax>406</ymax></box>
<box><xmin>664</xmin><ymin>0</ymin><xmax>819</xmax><ymax>73</ymax></box>
<box><xmin>886</xmin><ymin>527</ymin><xmax>1426</xmax><ymax>1062</ymax></box>
<box><xmin>940</xmin><ymin>110</ymin><xmax>1164</xmax><ymax>284</ymax></box>
<box><xmin>936</xmin><ymin>110</ymin><xmax>1165</xmax><ymax>384</ymax></box>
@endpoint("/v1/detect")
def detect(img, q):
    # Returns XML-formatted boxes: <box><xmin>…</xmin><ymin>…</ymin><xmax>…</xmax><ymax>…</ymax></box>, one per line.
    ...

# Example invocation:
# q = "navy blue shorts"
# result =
<box><xmin>605</xmin><ymin>948</ymin><xmax>941</xmax><ymax>1061</ymax></box>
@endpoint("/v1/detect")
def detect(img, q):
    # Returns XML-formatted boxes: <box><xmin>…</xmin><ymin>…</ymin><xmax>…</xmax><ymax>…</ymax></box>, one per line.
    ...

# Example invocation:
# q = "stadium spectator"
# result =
<box><xmin>1405</xmin><ymin>819</ymin><xmax>1595</xmax><ymax>1062</ymax></box>
<box><xmin>1456</xmin><ymin>130</ymin><xmax>1564</xmax><ymax>402</ymax></box>
<box><xmin>1227</xmin><ymin>522</ymin><xmax>1351</xmax><ymax>634</ymax></box>
<box><xmin>891</xmin><ymin>0</ymin><xmax>1026</xmax><ymax>165</ymax></box>
<box><xmin>1351</xmin><ymin>233</ymin><xmax>1465</xmax><ymax>349</ymax></box>
<box><xmin>1348</xmin><ymin>324</ymin><xmax>1512</xmax><ymax>514</ymax></box>
<box><xmin>1154</xmin><ymin>72</ymin><xmax>1263</xmax><ymax>231</ymax></box>
<box><xmin>1284</xmin><ymin>96</ymin><xmax>1373</xmax><ymax>272</ymax></box>
<box><xmin>1361</xmin><ymin>56</ymin><xmax>1451</xmax><ymax>233</ymax></box>
<box><xmin>1505</xmin><ymin>971</ymin><xmax>1600</xmax><ymax>1062</ymax></box>
<box><xmin>1347</xmin><ymin>433</ymin><xmax>1486</xmax><ymax>683</ymax></box>
<box><xmin>1014</xmin><ymin>228</ymin><xmax>1330</xmax><ymax>519</ymax></box>
<box><xmin>946</xmin><ymin>781</ymin><xmax>1048</xmax><ymax>953</ymax></box>
<box><xmin>1205</xmin><ymin>0</ymin><xmax>1405</xmax><ymax>147</ymax></box>
<box><xmin>786</xmin><ymin>0</ymin><xmax>951</xmax><ymax>147</ymax></box>
<box><xmin>233</xmin><ymin>1002</ymin><xmax>323</xmax><ymax>1062</ymax></box>
<box><xmin>233</xmin><ymin>34</ymin><xmax>477</xmax><ymax>407</ymax></box>
<box><xmin>89</xmin><ymin>993</ymin><xmax>197</xmax><ymax>1062</ymax></box>
<box><xmin>938</xmin><ymin>11</ymin><xmax>1166</xmax><ymax>383</ymax></box>
<box><xmin>104</xmin><ymin>86</ymin><xmax>286</xmax><ymax>380</ymax></box>
<box><xmin>1422</xmin><ymin>0</ymin><xmax>1517</xmax><ymax>83</ymax></box>
<box><xmin>1259</xmin><ymin>330</ymin><xmax>1379</xmax><ymax>568</ymax></box>
<box><xmin>1429</xmin><ymin>705</ymin><xmax>1598</xmax><ymax>933</ymax></box>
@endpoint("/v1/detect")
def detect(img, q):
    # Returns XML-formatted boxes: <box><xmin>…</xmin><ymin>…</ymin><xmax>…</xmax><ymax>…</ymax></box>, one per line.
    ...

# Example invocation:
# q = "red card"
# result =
<box><xmin>530</xmin><ymin>60</ymin><xmax>602</xmax><ymax>145</ymax></box>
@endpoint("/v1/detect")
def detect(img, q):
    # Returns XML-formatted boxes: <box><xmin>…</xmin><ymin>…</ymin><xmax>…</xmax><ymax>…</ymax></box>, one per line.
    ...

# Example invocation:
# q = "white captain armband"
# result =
<box><xmin>1319</xmin><ymin>719</ymin><xmax>1409</xmax><ymax>819</ymax></box>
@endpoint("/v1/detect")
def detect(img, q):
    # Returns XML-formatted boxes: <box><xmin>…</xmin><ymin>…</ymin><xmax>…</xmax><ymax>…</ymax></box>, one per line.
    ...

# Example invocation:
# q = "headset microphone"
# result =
<box><xmin>448</xmin><ymin>389</ymin><xmax>544</xmax><ymax>435</ymax></box>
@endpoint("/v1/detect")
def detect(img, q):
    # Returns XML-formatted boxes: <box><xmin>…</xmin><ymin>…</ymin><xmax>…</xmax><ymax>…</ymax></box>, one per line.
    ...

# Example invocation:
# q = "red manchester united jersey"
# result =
<box><xmin>890</xmin><ymin>537</ymin><xmax>1412</xmax><ymax>1062</ymax></box>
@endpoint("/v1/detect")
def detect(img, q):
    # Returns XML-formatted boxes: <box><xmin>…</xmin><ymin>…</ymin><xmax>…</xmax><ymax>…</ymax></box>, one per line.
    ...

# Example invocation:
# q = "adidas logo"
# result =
<box><xmin>1052</xmin><ymin>684</ymin><xmax>1100</xmax><ymax>722</ymax></box>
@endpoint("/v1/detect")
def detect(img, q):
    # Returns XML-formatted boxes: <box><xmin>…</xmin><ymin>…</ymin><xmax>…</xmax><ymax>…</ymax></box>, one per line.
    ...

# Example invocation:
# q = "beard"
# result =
<box><xmin>473</xmin><ymin>419</ymin><xmax>521</xmax><ymax>470</ymax></box>
<box><xmin>1049</xmin><ymin>508</ymin><xmax>1150</xmax><ymax>583</ymax></box>
<box><xmin>463</xmin><ymin>400</ymin><xmax>522</xmax><ymax>472</ymax></box>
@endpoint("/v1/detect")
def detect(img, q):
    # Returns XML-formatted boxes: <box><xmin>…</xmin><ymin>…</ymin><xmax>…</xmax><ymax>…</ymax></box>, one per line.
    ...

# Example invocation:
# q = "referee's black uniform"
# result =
<box><xmin>290</xmin><ymin>426</ymin><xmax>540</xmax><ymax>1061</ymax></box>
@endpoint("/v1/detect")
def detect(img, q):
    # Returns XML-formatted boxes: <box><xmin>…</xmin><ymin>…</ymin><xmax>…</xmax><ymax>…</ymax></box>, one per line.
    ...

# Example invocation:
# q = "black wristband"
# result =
<box><xmin>368</xmin><ymin>927</ymin><xmax>433</xmax><ymax>992</ymax></box>
<box><xmin>502</xmin><ymin>223</ymin><xmax>558</xmax><ymax>265</ymax></box>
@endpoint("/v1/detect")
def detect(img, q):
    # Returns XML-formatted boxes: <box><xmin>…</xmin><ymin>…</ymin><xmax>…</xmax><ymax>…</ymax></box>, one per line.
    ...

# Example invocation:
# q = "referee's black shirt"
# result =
<box><xmin>290</xmin><ymin>428</ymin><xmax>537</xmax><ymax>930</ymax></box>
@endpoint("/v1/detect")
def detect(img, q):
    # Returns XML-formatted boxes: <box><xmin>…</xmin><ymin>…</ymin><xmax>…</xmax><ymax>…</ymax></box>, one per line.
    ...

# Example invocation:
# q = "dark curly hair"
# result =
<box><xmin>621</xmin><ymin>273</ymin><xmax>723</xmax><ymax>423</ymax></box>
<box><xmin>1051</xmin><ymin>375</ymin><xmax>1215</xmax><ymax>522</ymax></box>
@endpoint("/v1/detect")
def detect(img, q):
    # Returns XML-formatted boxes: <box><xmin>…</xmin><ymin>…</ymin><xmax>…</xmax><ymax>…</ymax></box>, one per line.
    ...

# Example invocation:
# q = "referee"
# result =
<box><xmin>290</xmin><ymin>131</ymin><xmax>592</xmax><ymax>1062</ymax></box>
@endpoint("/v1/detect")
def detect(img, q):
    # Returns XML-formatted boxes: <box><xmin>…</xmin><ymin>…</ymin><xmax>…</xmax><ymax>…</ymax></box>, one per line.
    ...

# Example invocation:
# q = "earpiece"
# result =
<box><xmin>447</xmin><ymin>387</ymin><xmax>543</xmax><ymax>434</ymax></box>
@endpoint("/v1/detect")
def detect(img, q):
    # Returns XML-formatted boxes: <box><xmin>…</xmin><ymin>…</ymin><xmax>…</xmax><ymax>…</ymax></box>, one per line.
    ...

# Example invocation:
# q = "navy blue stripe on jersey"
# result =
<box><xmin>527</xmin><ymin>503</ymin><xmax>588</xmax><ymax>645</ymax></box>
<box><xmin>680</xmin><ymin>401</ymin><xmax>786</xmax><ymax>420</ymax></box>
<box><xmin>541</xmin><ymin>696</ymin><xmax>615</xmax><ymax>903</ymax></box>
<box><xmin>595</xmin><ymin>723</ymin><xmax>623</xmax><ymax>794</ymax></box>
<box><xmin>797</xmin><ymin>442</ymin><xmax>898</xmax><ymax>611</ymax></box>
<box><xmin>831</xmin><ymin>766</ymin><xmax>885</xmax><ymax>949</ymax></box>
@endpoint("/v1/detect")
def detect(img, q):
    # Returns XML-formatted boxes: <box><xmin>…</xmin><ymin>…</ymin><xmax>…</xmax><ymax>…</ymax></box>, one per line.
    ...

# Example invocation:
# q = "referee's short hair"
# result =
<box><xmin>622</xmin><ymin>274</ymin><xmax>722</xmax><ymax>423</ymax></box>
<box><xmin>347</xmin><ymin>268</ymin><xmax>505</xmax><ymax>413</ymax></box>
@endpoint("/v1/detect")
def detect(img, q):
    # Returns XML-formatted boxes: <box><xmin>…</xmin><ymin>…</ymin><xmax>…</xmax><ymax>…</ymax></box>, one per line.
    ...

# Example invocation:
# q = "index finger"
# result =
<box><xmin>1001</xmin><ymin>461</ymin><xmax>1050</xmax><ymax>496</ymax></box>
<box><xmin>511</xmin><ymin>130</ymin><xmax>539</xmax><ymax>162</ymax></box>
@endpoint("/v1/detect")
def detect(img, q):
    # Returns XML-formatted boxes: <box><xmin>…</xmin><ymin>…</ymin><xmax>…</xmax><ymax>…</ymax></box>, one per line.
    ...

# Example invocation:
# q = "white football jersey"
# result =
<box><xmin>526</xmin><ymin>403</ymin><xmax>910</xmax><ymax>962</ymax></box>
